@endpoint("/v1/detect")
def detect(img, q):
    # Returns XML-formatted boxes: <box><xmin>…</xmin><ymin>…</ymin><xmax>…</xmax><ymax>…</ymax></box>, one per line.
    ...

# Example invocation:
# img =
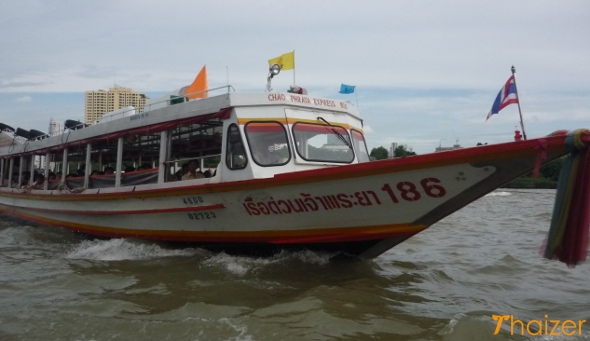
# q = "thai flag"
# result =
<box><xmin>486</xmin><ymin>75</ymin><xmax>519</xmax><ymax>121</ymax></box>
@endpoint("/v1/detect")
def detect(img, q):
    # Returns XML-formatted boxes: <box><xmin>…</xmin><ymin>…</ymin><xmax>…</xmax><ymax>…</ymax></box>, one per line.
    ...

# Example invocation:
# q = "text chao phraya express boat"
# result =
<box><xmin>0</xmin><ymin>73</ymin><xmax>584</xmax><ymax>258</ymax></box>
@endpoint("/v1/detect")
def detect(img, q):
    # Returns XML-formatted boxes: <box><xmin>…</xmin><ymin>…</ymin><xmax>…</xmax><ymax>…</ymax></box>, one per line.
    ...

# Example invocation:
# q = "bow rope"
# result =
<box><xmin>542</xmin><ymin>129</ymin><xmax>590</xmax><ymax>267</ymax></box>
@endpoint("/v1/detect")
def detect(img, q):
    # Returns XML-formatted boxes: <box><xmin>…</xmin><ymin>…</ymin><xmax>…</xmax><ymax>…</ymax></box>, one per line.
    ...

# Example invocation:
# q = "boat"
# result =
<box><xmin>0</xmin><ymin>67</ymin><xmax>588</xmax><ymax>259</ymax></box>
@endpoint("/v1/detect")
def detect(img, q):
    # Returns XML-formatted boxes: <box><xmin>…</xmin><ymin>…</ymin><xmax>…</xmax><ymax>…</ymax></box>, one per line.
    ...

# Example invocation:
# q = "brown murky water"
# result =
<box><xmin>1</xmin><ymin>189</ymin><xmax>588</xmax><ymax>340</ymax></box>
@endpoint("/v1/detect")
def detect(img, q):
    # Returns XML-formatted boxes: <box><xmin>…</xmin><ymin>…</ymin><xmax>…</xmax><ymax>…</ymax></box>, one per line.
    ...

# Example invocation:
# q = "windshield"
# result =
<box><xmin>351</xmin><ymin>129</ymin><xmax>370</xmax><ymax>162</ymax></box>
<box><xmin>245</xmin><ymin>122</ymin><xmax>291</xmax><ymax>166</ymax></box>
<box><xmin>292</xmin><ymin>122</ymin><xmax>354</xmax><ymax>163</ymax></box>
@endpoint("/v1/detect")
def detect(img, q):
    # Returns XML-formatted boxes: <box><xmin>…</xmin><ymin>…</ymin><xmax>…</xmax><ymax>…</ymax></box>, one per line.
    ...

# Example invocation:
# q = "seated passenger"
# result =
<box><xmin>182</xmin><ymin>160</ymin><xmax>205</xmax><ymax>180</ymax></box>
<box><xmin>124</xmin><ymin>166</ymin><xmax>135</xmax><ymax>173</ymax></box>
<box><xmin>33</xmin><ymin>174</ymin><xmax>45</xmax><ymax>189</ymax></box>
<box><xmin>175</xmin><ymin>163</ymin><xmax>189</xmax><ymax>181</ymax></box>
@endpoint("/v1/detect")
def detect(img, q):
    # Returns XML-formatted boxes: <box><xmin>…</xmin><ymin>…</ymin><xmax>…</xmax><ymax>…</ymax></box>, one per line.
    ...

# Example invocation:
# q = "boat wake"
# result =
<box><xmin>65</xmin><ymin>238</ymin><xmax>335</xmax><ymax>270</ymax></box>
<box><xmin>65</xmin><ymin>238</ymin><xmax>202</xmax><ymax>261</ymax></box>
<box><xmin>202</xmin><ymin>250</ymin><xmax>334</xmax><ymax>276</ymax></box>
<box><xmin>485</xmin><ymin>191</ymin><xmax>512</xmax><ymax>197</ymax></box>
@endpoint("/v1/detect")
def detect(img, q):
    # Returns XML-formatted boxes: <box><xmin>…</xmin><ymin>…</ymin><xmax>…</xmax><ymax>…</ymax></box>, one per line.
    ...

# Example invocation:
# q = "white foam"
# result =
<box><xmin>486</xmin><ymin>191</ymin><xmax>512</xmax><ymax>197</ymax></box>
<box><xmin>202</xmin><ymin>250</ymin><xmax>333</xmax><ymax>276</ymax></box>
<box><xmin>66</xmin><ymin>238</ymin><xmax>200</xmax><ymax>261</ymax></box>
<box><xmin>218</xmin><ymin>318</ymin><xmax>255</xmax><ymax>341</ymax></box>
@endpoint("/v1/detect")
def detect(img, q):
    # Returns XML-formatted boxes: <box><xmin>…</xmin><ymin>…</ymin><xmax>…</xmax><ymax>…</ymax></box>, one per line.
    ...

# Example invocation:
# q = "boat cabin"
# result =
<box><xmin>0</xmin><ymin>87</ymin><xmax>370</xmax><ymax>193</ymax></box>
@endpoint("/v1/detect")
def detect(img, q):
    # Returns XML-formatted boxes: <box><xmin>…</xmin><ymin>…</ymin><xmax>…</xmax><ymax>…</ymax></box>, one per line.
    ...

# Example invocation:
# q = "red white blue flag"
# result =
<box><xmin>486</xmin><ymin>75</ymin><xmax>518</xmax><ymax>121</ymax></box>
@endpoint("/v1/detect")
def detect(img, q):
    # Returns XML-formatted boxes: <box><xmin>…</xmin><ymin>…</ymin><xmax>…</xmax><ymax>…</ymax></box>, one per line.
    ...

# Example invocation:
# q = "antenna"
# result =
<box><xmin>451</xmin><ymin>130</ymin><xmax>460</xmax><ymax>146</ymax></box>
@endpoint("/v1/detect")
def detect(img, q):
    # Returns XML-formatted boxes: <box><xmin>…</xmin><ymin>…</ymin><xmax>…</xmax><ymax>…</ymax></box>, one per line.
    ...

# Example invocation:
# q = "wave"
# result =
<box><xmin>65</xmin><ymin>238</ymin><xmax>201</xmax><ymax>261</ymax></box>
<box><xmin>202</xmin><ymin>250</ymin><xmax>334</xmax><ymax>276</ymax></box>
<box><xmin>486</xmin><ymin>191</ymin><xmax>512</xmax><ymax>197</ymax></box>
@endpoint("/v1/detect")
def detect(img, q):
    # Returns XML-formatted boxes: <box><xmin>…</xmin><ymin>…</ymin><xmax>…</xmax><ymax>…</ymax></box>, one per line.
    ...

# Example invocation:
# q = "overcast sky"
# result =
<box><xmin>1</xmin><ymin>0</ymin><xmax>588</xmax><ymax>154</ymax></box>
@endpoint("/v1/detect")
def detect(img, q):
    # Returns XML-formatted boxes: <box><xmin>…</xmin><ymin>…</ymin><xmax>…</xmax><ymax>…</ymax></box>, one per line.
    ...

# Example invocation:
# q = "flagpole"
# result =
<box><xmin>293</xmin><ymin>50</ymin><xmax>296</xmax><ymax>85</ymax></box>
<box><xmin>511</xmin><ymin>65</ymin><xmax>527</xmax><ymax>140</ymax></box>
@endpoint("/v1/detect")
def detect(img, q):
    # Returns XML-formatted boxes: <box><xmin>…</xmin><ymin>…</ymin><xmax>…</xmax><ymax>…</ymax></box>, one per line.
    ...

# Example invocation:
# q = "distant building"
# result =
<box><xmin>85</xmin><ymin>87</ymin><xmax>148</xmax><ymax>124</ymax></box>
<box><xmin>389</xmin><ymin>143</ymin><xmax>398</xmax><ymax>158</ymax></box>
<box><xmin>389</xmin><ymin>142</ymin><xmax>414</xmax><ymax>157</ymax></box>
<box><xmin>435</xmin><ymin>141</ymin><xmax>462</xmax><ymax>152</ymax></box>
<box><xmin>48</xmin><ymin>119</ymin><xmax>63</xmax><ymax>136</ymax></box>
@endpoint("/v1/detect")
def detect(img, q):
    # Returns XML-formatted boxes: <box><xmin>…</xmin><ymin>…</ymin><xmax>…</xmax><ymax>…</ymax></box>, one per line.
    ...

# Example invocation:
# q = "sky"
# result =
<box><xmin>1</xmin><ymin>0</ymin><xmax>588</xmax><ymax>154</ymax></box>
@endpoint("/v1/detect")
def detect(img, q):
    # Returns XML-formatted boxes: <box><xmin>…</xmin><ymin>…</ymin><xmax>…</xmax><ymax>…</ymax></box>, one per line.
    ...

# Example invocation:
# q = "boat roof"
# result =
<box><xmin>0</xmin><ymin>90</ymin><xmax>361</xmax><ymax>157</ymax></box>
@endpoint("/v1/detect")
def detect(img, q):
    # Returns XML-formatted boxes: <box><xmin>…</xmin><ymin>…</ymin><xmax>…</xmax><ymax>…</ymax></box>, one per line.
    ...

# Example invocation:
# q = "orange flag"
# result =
<box><xmin>184</xmin><ymin>65</ymin><xmax>208</xmax><ymax>99</ymax></box>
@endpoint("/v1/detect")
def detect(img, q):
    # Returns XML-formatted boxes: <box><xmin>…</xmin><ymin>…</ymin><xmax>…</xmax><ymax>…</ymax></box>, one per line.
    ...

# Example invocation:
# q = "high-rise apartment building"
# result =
<box><xmin>84</xmin><ymin>87</ymin><xmax>148</xmax><ymax>124</ymax></box>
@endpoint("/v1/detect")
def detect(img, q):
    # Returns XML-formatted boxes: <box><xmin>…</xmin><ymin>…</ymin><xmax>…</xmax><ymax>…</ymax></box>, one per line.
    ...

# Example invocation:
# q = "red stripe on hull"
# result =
<box><xmin>20</xmin><ymin>203</ymin><xmax>225</xmax><ymax>215</ymax></box>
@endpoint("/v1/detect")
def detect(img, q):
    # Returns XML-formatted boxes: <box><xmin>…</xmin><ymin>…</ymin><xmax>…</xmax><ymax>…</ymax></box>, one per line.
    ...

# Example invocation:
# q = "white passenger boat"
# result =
<box><xmin>0</xmin><ymin>72</ymin><xmax>585</xmax><ymax>258</ymax></box>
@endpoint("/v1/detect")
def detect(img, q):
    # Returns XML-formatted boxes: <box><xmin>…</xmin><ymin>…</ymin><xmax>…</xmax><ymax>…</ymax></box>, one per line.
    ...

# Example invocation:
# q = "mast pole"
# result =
<box><xmin>511</xmin><ymin>65</ymin><xmax>527</xmax><ymax>140</ymax></box>
<box><xmin>293</xmin><ymin>50</ymin><xmax>296</xmax><ymax>85</ymax></box>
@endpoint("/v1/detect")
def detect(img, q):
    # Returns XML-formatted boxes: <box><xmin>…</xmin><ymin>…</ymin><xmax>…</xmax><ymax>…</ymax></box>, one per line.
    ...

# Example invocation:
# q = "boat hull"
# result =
<box><xmin>0</xmin><ymin>137</ymin><xmax>569</xmax><ymax>258</ymax></box>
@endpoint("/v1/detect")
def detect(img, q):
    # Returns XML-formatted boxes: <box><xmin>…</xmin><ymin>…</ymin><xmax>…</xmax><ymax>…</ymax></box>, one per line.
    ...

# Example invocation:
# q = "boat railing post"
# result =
<box><xmin>116</xmin><ymin>137</ymin><xmax>123</xmax><ymax>187</ymax></box>
<box><xmin>0</xmin><ymin>157</ymin><xmax>4</xmax><ymax>187</ymax></box>
<box><xmin>18</xmin><ymin>156</ymin><xmax>24</xmax><ymax>187</ymax></box>
<box><xmin>61</xmin><ymin>148</ymin><xmax>68</xmax><ymax>184</ymax></box>
<box><xmin>44</xmin><ymin>153</ymin><xmax>50</xmax><ymax>190</ymax></box>
<box><xmin>8</xmin><ymin>158</ymin><xmax>14</xmax><ymax>189</ymax></box>
<box><xmin>30</xmin><ymin>155</ymin><xmax>35</xmax><ymax>187</ymax></box>
<box><xmin>157</xmin><ymin>130</ymin><xmax>169</xmax><ymax>184</ymax></box>
<box><xmin>84</xmin><ymin>144</ymin><xmax>92</xmax><ymax>189</ymax></box>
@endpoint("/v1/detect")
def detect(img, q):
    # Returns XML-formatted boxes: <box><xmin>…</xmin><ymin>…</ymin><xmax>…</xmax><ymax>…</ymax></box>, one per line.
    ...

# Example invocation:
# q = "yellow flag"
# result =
<box><xmin>268</xmin><ymin>51</ymin><xmax>295</xmax><ymax>71</ymax></box>
<box><xmin>184</xmin><ymin>65</ymin><xmax>208</xmax><ymax>99</ymax></box>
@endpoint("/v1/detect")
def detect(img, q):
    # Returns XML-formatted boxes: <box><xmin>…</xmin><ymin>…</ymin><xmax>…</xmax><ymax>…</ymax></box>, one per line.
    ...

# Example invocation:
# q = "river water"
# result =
<box><xmin>0</xmin><ymin>189</ymin><xmax>588</xmax><ymax>341</ymax></box>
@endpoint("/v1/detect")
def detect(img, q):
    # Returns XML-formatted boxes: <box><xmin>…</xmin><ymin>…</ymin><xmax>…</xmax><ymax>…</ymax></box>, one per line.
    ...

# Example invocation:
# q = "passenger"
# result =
<box><xmin>124</xmin><ymin>166</ymin><xmax>135</xmax><ymax>173</ymax></box>
<box><xmin>11</xmin><ymin>172</ymin><xmax>19</xmax><ymax>187</ymax></box>
<box><xmin>182</xmin><ymin>160</ymin><xmax>205</xmax><ymax>180</ymax></box>
<box><xmin>33</xmin><ymin>174</ymin><xmax>45</xmax><ymax>189</ymax></box>
<box><xmin>104</xmin><ymin>167</ymin><xmax>114</xmax><ymax>174</ymax></box>
<box><xmin>175</xmin><ymin>163</ymin><xmax>189</xmax><ymax>181</ymax></box>
<box><xmin>77</xmin><ymin>165</ymin><xmax>85</xmax><ymax>176</ymax></box>
<box><xmin>48</xmin><ymin>172</ymin><xmax>56</xmax><ymax>180</ymax></box>
<box><xmin>22</xmin><ymin>172</ymin><xmax>31</xmax><ymax>187</ymax></box>
<box><xmin>203</xmin><ymin>170</ymin><xmax>212</xmax><ymax>178</ymax></box>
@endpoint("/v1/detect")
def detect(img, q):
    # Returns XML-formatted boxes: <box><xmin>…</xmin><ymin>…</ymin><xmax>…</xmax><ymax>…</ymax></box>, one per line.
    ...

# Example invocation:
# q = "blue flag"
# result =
<box><xmin>339</xmin><ymin>84</ymin><xmax>355</xmax><ymax>94</ymax></box>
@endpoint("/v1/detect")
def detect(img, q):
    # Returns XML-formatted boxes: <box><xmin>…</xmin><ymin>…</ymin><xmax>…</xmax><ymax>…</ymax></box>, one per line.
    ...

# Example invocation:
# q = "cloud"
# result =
<box><xmin>14</xmin><ymin>96</ymin><xmax>32</xmax><ymax>103</ymax></box>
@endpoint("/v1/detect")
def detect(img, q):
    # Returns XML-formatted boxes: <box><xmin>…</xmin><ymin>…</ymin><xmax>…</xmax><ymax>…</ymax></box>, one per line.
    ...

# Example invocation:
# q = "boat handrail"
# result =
<box><xmin>162</xmin><ymin>154</ymin><xmax>221</xmax><ymax>165</ymax></box>
<box><xmin>142</xmin><ymin>85</ymin><xmax>235</xmax><ymax>113</ymax></box>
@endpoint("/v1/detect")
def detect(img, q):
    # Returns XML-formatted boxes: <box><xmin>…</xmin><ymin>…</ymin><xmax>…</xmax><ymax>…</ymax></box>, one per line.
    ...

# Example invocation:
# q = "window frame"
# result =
<box><xmin>351</xmin><ymin>129</ymin><xmax>370</xmax><ymax>163</ymax></box>
<box><xmin>291</xmin><ymin>122</ymin><xmax>355</xmax><ymax>164</ymax></box>
<box><xmin>225</xmin><ymin>123</ymin><xmax>248</xmax><ymax>170</ymax></box>
<box><xmin>244</xmin><ymin>121</ymin><xmax>292</xmax><ymax>167</ymax></box>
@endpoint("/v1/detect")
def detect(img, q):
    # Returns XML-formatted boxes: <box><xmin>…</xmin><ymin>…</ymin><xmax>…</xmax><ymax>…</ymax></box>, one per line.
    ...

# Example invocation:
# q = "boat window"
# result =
<box><xmin>292</xmin><ymin>122</ymin><xmax>354</xmax><ymax>163</ymax></box>
<box><xmin>244</xmin><ymin>122</ymin><xmax>291</xmax><ymax>167</ymax></box>
<box><xmin>351</xmin><ymin>129</ymin><xmax>370</xmax><ymax>163</ymax></box>
<box><xmin>226</xmin><ymin>124</ymin><xmax>248</xmax><ymax>170</ymax></box>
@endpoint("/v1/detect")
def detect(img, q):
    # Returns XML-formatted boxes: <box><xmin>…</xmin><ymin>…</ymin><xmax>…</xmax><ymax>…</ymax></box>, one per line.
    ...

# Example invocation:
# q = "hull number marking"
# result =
<box><xmin>188</xmin><ymin>212</ymin><xmax>216</xmax><ymax>220</ymax></box>
<box><xmin>242</xmin><ymin>177</ymin><xmax>447</xmax><ymax>216</ymax></box>
<box><xmin>183</xmin><ymin>196</ymin><xmax>204</xmax><ymax>205</ymax></box>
